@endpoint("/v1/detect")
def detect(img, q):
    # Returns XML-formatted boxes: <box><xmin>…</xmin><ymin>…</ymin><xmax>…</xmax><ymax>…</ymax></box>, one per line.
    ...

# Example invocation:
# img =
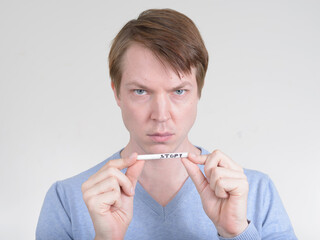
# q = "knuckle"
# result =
<box><xmin>82</xmin><ymin>191</ymin><xmax>90</xmax><ymax>202</ymax></box>
<box><xmin>212</xmin><ymin>149</ymin><xmax>222</xmax><ymax>156</ymax></box>
<box><xmin>106</xmin><ymin>167</ymin><xmax>119</xmax><ymax>177</ymax></box>
<box><xmin>108</xmin><ymin>175</ymin><xmax>116</xmax><ymax>182</ymax></box>
<box><xmin>81</xmin><ymin>182</ymin><xmax>87</xmax><ymax>193</ymax></box>
<box><xmin>105</xmin><ymin>162</ymin><xmax>115</xmax><ymax>171</ymax></box>
<box><xmin>86</xmin><ymin>196</ymin><xmax>96</xmax><ymax>210</ymax></box>
<box><xmin>216</xmin><ymin>177</ymin><xmax>224</xmax><ymax>187</ymax></box>
<box><xmin>105</xmin><ymin>160</ymin><xmax>113</xmax><ymax>167</ymax></box>
<box><xmin>102</xmin><ymin>168</ymin><xmax>115</xmax><ymax>180</ymax></box>
<box><xmin>211</xmin><ymin>167</ymin><xmax>220</xmax><ymax>182</ymax></box>
<box><xmin>109</xmin><ymin>175</ymin><xmax>119</xmax><ymax>186</ymax></box>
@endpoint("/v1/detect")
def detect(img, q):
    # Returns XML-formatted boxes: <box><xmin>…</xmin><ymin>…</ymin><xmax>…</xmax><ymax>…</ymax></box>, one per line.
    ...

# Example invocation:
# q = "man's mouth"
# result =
<box><xmin>147</xmin><ymin>132</ymin><xmax>174</xmax><ymax>142</ymax></box>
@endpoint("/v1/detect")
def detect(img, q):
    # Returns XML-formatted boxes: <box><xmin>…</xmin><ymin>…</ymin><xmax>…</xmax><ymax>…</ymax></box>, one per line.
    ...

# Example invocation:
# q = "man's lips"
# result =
<box><xmin>147</xmin><ymin>133</ymin><xmax>174</xmax><ymax>142</ymax></box>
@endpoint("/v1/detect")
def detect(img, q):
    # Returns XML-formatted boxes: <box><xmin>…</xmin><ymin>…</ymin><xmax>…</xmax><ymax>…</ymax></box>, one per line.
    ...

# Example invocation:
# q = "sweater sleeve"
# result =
<box><xmin>219</xmin><ymin>172</ymin><xmax>297</xmax><ymax>240</ymax></box>
<box><xmin>218</xmin><ymin>221</ymin><xmax>261</xmax><ymax>240</ymax></box>
<box><xmin>259</xmin><ymin>176</ymin><xmax>297</xmax><ymax>240</ymax></box>
<box><xmin>36</xmin><ymin>181</ymin><xmax>73</xmax><ymax>240</ymax></box>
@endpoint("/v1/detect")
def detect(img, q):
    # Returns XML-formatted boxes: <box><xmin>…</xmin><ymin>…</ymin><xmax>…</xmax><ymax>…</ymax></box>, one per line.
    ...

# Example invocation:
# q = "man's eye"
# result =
<box><xmin>134</xmin><ymin>89</ymin><xmax>147</xmax><ymax>95</ymax></box>
<box><xmin>175</xmin><ymin>89</ymin><xmax>186</xmax><ymax>95</ymax></box>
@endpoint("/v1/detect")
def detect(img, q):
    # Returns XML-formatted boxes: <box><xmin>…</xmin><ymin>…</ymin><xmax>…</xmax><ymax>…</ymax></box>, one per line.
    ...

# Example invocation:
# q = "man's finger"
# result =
<box><xmin>214</xmin><ymin>177</ymin><xmax>249</xmax><ymax>199</ymax></box>
<box><xmin>92</xmin><ymin>189</ymin><xmax>122</xmax><ymax>214</ymax></box>
<box><xmin>208</xmin><ymin>150</ymin><xmax>242</xmax><ymax>171</ymax></box>
<box><xmin>209</xmin><ymin>167</ymin><xmax>246</xmax><ymax>194</ymax></box>
<box><xmin>104</xmin><ymin>153</ymin><xmax>138</xmax><ymax>170</ymax></box>
<box><xmin>125</xmin><ymin>159</ymin><xmax>145</xmax><ymax>189</ymax></box>
<box><xmin>181</xmin><ymin>157</ymin><xmax>208</xmax><ymax>194</ymax></box>
<box><xmin>83</xmin><ymin>171</ymin><xmax>133</xmax><ymax>197</ymax></box>
<box><xmin>187</xmin><ymin>153</ymin><xmax>208</xmax><ymax>165</ymax></box>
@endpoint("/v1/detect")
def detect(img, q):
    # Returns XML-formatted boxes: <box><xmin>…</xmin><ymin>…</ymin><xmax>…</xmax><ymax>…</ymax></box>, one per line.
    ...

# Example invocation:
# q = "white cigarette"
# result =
<box><xmin>137</xmin><ymin>152</ymin><xmax>188</xmax><ymax>160</ymax></box>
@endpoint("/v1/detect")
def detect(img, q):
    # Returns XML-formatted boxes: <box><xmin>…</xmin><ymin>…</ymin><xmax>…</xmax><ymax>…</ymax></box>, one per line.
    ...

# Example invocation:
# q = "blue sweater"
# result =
<box><xmin>36</xmin><ymin>148</ymin><xmax>297</xmax><ymax>239</ymax></box>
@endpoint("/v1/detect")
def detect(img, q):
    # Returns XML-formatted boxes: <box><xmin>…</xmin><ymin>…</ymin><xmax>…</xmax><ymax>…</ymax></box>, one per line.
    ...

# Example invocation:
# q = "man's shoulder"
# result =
<box><xmin>244</xmin><ymin>168</ymin><xmax>269</xmax><ymax>181</ymax></box>
<box><xmin>243</xmin><ymin>168</ymin><xmax>277</xmax><ymax>197</ymax></box>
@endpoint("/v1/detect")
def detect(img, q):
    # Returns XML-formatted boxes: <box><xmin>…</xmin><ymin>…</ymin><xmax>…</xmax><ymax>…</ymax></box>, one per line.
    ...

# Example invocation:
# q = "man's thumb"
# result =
<box><xmin>126</xmin><ymin>158</ymin><xmax>145</xmax><ymax>188</ymax></box>
<box><xmin>181</xmin><ymin>157</ymin><xmax>207</xmax><ymax>194</ymax></box>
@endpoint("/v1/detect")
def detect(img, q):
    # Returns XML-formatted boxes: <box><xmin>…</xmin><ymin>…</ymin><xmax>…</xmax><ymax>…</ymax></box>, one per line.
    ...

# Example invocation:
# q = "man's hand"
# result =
<box><xmin>181</xmin><ymin>150</ymin><xmax>249</xmax><ymax>238</ymax></box>
<box><xmin>81</xmin><ymin>153</ymin><xmax>145</xmax><ymax>240</ymax></box>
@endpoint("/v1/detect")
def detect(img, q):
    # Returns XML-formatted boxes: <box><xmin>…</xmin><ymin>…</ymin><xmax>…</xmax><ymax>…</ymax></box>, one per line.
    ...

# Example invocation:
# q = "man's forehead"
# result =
<box><xmin>122</xmin><ymin>44</ymin><xmax>169</xmax><ymax>74</ymax></box>
<box><xmin>121</xmin><ymin>67</ymin><xmax>196</xmax><ymax>89</ymax></box>
<box><xmin>119</xmin><ymin>43</ymin><xmax>197</xmax><ymax>91</ymax></box>
<box><xmin>122</xmin><ymin>44</ymin><xmax>194</xmax><ymax>77</ymax></box>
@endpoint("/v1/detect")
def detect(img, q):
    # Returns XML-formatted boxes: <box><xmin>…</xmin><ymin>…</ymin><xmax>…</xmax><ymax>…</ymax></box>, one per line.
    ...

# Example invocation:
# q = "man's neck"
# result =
<box><xmin>121</xmin><ymin>143</ymin><xmax>201</xmax><ymax>206</ymax></box>
<box><xmin>138</xmin><ymin>156</ymin><xmax>189</xmax><ymax>206</ymax></box>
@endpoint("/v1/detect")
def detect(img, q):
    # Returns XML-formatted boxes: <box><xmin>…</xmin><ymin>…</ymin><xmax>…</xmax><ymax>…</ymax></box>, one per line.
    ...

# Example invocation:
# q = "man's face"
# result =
<box><xmin>113</xmin><ymin>43</ymin><xmax>199</xmax><ymax>154</ymax></box>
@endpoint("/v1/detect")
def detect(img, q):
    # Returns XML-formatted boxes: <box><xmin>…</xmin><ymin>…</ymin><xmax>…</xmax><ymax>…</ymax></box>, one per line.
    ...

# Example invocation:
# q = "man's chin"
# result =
<box><xmin>142</xmin><ymin>143</ymin><xmax>181</xmax><ymax>154</ymax></box>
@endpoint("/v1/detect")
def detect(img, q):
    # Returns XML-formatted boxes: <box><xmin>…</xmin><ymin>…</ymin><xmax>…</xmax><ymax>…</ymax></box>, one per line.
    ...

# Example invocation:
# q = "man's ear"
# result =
<box><xmin>111</xmin><ymin>82</ymin><xmax>121</xmax><ymax>107</ymax></box>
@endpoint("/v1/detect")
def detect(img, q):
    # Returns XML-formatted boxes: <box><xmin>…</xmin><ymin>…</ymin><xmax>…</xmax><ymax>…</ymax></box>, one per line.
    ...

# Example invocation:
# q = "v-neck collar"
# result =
<box><xmin>134</xmin><ymin>175</ymin><xmax>195</xmax><ymax>220</ymax></box>
<box><xmin>132</xmin><ymin>146</ymin><xmax>205</xmax><ymax>220</ymax></box>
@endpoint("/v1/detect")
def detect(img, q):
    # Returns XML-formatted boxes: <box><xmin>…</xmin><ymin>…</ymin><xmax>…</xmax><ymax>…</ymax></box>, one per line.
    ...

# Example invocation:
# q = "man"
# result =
<box><xmin>36</xmin><ymin>9</ymin><xmax>297</xmax><ymax>239</ymax></box>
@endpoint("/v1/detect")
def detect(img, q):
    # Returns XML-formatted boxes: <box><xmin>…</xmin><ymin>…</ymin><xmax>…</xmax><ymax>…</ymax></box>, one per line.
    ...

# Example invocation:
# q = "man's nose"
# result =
<box><xmin>150</xmin><ymin>94</ymin><xmax>171</xmax><ymax>122</ymax></box>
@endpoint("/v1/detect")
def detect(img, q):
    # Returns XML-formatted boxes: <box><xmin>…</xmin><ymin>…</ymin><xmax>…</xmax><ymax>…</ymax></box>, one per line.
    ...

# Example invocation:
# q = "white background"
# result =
<box><xmin>1</xmin><ymin>0</ymin><xmax>319</xmax><ymax>239</ymax></box>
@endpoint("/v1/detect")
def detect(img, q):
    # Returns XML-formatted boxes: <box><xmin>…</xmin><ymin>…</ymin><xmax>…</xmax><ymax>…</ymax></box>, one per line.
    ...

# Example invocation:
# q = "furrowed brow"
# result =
<box><xmin>172</xmin><ymin>82</ymin><xmax>193</xmax><ymax>90</ymax></box>
<box><xmin>124</xmin><ymin>81</ymin><xmax>150</xmax><ymax>90</ymax></box>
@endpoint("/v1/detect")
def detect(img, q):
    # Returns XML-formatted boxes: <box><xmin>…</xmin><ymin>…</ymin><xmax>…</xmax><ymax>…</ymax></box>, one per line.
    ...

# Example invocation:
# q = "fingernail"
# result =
<box><xmin>131</xmin><ymin>187</ymin><xmax>134</xmax><ymax>195</ymax></box>
<box><xmin>189</xmin><ymin>153</ymin><xmax>196</xmax><ymax>158</ymax></box>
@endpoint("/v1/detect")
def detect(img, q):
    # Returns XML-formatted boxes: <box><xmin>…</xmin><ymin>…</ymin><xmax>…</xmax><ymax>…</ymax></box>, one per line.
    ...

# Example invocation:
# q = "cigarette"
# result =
<box><xmin>137</xmin><ymin>152</ymin><xmax>188</xmax><ymax>160</ymax></box>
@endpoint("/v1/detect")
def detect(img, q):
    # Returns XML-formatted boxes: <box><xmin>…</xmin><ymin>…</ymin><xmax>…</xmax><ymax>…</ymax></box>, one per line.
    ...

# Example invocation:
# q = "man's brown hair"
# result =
<box><xmin>109</xmin><ymin>8</ymin><xmax>209</xmax><ymax>97</ymax></box>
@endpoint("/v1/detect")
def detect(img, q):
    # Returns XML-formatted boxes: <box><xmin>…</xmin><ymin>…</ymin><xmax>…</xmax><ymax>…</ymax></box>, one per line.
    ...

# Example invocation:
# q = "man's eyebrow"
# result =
<box><xmin>124</xmin><ymin>81</ymin><xmax>150</xmax><ymax>89</ymax></box>
<box><xmin>124</xmin><ymin>80</ymin><xmax>193</xmax><ymax>90</ymax></box>
<box><xmin>172</xmin><ymin>82</ymin><xmax>193</xmax><ymax>90</ymax></box>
